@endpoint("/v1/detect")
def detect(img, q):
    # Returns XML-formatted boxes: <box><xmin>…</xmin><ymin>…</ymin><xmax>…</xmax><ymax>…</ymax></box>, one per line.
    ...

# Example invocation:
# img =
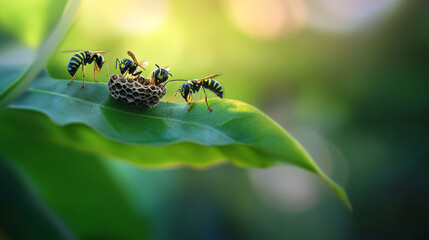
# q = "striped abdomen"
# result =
<box><xmin>188</xmin><ymin>80</ymin><xmax>202</xmax><ymax>93</ymax></box>
<box><xmin>67</xmin><ymin>51</ymin><xmax>87</xmax><ymax>76</ymax></box>
<box><xmin>201</xmin><ymin>79</ymin><xmax>224</xmax><ymax>98</ymax></box>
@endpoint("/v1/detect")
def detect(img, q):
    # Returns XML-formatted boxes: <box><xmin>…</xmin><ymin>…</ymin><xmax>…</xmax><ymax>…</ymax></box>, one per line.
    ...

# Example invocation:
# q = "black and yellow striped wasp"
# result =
<box><xmin>166</xmin><ymin>73</ymin><xmax>223</xmax><ymax>112</ymax></box>
<box><xmin>116</xmin><ymin>51</ymin><xmax>148</xmax><ymax>79</ymax></box>
<box><xmin>64</xmin><ymin>50</ymin><xmax>107</xmax><ymax>88</ymax></box>
<box><xmin>148</xmin><ymin>64</ymin><xmax>172</xmax><ymax>85</ymax></box>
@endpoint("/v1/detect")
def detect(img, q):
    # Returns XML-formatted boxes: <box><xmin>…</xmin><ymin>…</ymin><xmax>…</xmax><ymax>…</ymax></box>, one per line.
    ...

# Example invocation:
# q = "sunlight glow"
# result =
<box><xmin>79</xmin><ymin>0</ymin><xmax>168</xmax><ymax>35</ymax></box>
<box><xmin>222</xmin><ymin>0</ymin><xmax>307</xmax><ymax>38</ymax></box>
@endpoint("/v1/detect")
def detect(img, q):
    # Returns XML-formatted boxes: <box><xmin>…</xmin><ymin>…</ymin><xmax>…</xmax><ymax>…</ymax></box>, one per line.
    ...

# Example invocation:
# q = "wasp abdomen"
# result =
<box><xmin>67</xmin><ymin>51</ymin><xmax>86</xmax><ymax>76</ymax></box>
<box><xmin>202</xmin><ymin>79</ymin><xmax>224</xmax><ymax>98</ymax></box>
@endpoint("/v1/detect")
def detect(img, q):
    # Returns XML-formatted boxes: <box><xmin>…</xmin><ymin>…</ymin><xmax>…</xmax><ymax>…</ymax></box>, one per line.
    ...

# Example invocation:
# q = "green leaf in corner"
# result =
<box><xmin>0</xmin><ymin>115</ymin><xmax>148</xmax><ymax>239</ymax></box>
<box><xmin>4</xmin><ymin>70</ymin><xmax>352</xmax><ymax>210</ymax></box>
<box><xmin>0</xmin><ymin>0</ymin><xmax>80</xmax><ymax>109</ymax></box>
<box><xmin>0</xmin><ymin>156</ymin><xmax>76</xmax><ymax>240</ymax></box>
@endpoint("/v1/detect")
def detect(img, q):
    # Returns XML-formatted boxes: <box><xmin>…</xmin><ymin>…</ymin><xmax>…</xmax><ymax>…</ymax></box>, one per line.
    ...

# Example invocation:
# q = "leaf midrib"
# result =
<box><xmin>25</xmin><ymin>88</ymin><xmax>235</xmax><ymax>143</ymax></box>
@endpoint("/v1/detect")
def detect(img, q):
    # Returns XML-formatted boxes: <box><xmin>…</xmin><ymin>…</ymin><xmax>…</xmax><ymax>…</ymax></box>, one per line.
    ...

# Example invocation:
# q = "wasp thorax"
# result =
<box><xmin>108</xmin><ymin>74</ymin><xmax>166</xmax><ymax>108</ymax></box>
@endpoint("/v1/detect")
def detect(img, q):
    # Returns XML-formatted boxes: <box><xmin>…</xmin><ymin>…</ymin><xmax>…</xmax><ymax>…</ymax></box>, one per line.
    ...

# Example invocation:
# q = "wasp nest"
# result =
<box><xmin>108</xmin><ymin>74</ymin><xmax>166</xmax><ymax>108</ymax></box>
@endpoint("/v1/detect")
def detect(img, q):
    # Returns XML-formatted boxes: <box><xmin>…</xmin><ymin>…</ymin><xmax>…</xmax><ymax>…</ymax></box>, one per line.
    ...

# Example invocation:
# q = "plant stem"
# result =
<box><xmin>0</xmin><ymin>0</ymin><xmax>81</xmax><ymax>109</ymax></box>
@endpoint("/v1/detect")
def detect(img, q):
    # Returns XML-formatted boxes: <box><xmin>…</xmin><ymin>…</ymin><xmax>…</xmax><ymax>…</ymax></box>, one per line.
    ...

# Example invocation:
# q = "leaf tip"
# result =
<box><xmin>318</xmin><ymin>172</ymin><xmax>353</xmax><ymax>211</ymax></box>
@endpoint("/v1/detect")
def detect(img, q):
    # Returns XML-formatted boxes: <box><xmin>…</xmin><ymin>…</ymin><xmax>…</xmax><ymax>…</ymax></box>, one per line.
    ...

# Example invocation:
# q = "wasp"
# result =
<box><xmin>148</xmin><ymin>64</ymin><xmax>172</xmax><ymax>85</ymax></box>
<box><xmin>65</xmin><ymin>50</ymin><xmax>107</xmax><ymax>88</ymax></box>
<box><xmin>166</xmin><ymin>73</ymin><xmax>223</xmax><ymax>112</ymax></box>
<box><xmin>116</xmin><ymin>51</ymin><xmax>148</xmax><ymax>80</ymax></box>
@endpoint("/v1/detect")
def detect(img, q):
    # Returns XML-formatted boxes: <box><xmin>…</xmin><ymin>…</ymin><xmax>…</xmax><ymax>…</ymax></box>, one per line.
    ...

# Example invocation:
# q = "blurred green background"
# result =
<box><xmin>1</xmin><ymin>0</ymin><xmax>428</xmax><ymax>239</ymax></box>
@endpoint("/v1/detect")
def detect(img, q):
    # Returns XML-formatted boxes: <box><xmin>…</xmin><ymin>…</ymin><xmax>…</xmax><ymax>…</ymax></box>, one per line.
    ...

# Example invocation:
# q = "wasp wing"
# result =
<box><xmin>127</xmin><ymin>51</ymin><xmax>139</xmax><ymax>63</ymax></box>
<box><xmin>60</xmin><ymin>50</ymin><xmax>85</xmax><ymax>53</ymax></box>
<box><xmin>89</xmin><ymin>50</ymin><xmax>108</xmax><ymax>55</ymax></box>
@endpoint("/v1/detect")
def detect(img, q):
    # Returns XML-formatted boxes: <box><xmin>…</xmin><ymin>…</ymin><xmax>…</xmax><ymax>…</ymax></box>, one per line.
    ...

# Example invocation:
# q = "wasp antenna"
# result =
<box><xmin>166</xmin><ymin>88</ymin><xmax>181</xmax><ymax>102</ymax></box>
<box><xmin>115</xmin><ymin>58</ymin><xmax>121</xmax><ymax>69</ymax></box>
<box><xmin>137</xmin><ymin>64</ymin><xmax>146</xmax><ymax>71</ymax></box>
<box><xmin>155</xmin><ymin>64</ymin><xmax>160</xmax><ymax>69</ymax></box>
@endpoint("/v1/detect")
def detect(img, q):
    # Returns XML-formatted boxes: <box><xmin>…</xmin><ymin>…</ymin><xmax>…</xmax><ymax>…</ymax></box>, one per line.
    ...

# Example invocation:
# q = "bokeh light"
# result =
<box><xmin>250</xmin><ymin>166</ymin><xmax>321</xmax><ymax>212</ymax></box>
<box><xmin>222</xmin><ymin>0</ymin><xmax>307</xmax><ymax>38</ymax></box>
<box><xmin>305</xmin><ymin>0</ymin><xmax>401</xmax><ymax>32</ymax></box>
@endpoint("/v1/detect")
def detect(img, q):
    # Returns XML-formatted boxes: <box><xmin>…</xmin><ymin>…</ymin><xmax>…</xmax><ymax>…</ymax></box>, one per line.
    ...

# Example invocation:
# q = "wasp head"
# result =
<box><xmin>152</xmin><ymin>64</ymin><xmax>172</xmax><ymax>85</ymax></box>
<box><xmin>118</xmin><ymin>59</ymin><xmax>134</xmax><ymax>74</ymax></box>
<box><xmin>179</xmin><ymin>83</ymin><xmax>191</xmax><ymax>102</ymax></box>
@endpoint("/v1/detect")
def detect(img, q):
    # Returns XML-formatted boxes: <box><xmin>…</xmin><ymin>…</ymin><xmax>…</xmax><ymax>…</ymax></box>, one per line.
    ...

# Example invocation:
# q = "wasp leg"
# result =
<box><xmin>67</xmin><ymin>75</ymin><xmax>76</xmax><ymax>85</ymax></box>
<box><xmin>93</xmin><ymin>67</ymin><xmax>99</xmax><ymax>82</ymax></box>
<box><xmin>187</xmin><ymin>95</ymin><xmax>194</xmax><ymax>111</ymax></box>
<box><xmin>81</xmin><ymin>64</ymin><xmax>85</xmax><ymax>88</ymax></box>
<box><xmin>166</xmin><ymin>89</ymin><xmax>180</xmax><ymax>102</ymax></box>
<box><xmin>202</xmin><ymin>87</ymin><xmax>213</xmax><ymax>112</ymax></box>
<box><xmin>106</xmin><ymin>62</ymin><xmax>110</xmax><ymax>77</ymax></box>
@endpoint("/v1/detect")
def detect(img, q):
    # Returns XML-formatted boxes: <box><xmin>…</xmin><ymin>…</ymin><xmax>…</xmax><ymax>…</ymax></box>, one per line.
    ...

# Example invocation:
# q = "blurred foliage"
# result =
<box><xmin>0</xmin><ymin>0</ymin><xmax>78</xmax><ymax>109</ymax></box>
<box><xmin>1</xmin><ymin>0</ymin><xmax>429</xmax><ymax>239</ymax></box>
<box><xmin>0</xmin><ymin>0</ymin><xmax>67</xmax><ymax>48</ymax></box>
<box><xmin>0</xmin><ymin>110</ymin><xmax>148</xmax><ymax>240</ymax></box>
<box><xmin>0</xmin><ymin>156</ymin><xmax>76</xmax><ymax>240</ymax></box>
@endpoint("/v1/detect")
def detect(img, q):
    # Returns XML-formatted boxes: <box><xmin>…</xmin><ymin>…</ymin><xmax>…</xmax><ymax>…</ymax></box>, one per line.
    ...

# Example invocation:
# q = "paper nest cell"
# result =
<box><xmin>108</xmin><ymin>74</ymin><xmax>166</xmax><ymax>108</ymax></box>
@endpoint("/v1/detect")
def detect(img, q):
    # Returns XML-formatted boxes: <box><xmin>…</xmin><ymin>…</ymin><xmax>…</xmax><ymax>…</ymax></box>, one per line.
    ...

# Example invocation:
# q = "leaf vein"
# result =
<box><xmin>26</xmin><ymin>88</ymin><xmax>235</xmax><ymax>143</ymax></box>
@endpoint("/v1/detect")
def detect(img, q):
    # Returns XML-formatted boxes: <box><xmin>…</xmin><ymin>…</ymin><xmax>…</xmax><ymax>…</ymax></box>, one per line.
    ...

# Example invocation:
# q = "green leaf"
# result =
<box><xmin>0</xmin><ymin>111</ymin><xmax>148</xmax><ymax>239</ymax></box>
<box><xmin>5</xmin><ymin>71</ymin><xmax>351</xmax><ymax>210</ymax></box>
<box><xmin>0</xmin><ymin>66</ymin><xmax>26</xmax><ymax>95</ymax></box>
<box><xmin>0</xmin><ymin>156</ymin><xmax>76</xmax><ymax>240</ymax></box>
